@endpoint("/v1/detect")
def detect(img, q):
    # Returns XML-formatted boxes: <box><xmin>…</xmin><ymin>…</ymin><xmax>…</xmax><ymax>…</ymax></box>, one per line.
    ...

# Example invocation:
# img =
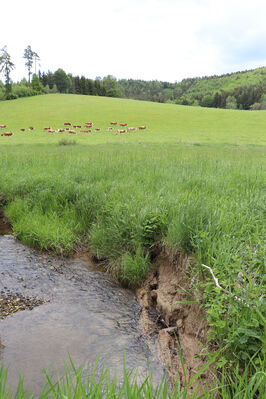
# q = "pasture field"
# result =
<box><xmin>0</xmin><ymin>95</ymin><xmax>265</xmax><ymax>395</ymax></box>
<box><xmin>0</xmin><ymin>94</ymin><xmax>266</xmax><ymax>145</ymax></box>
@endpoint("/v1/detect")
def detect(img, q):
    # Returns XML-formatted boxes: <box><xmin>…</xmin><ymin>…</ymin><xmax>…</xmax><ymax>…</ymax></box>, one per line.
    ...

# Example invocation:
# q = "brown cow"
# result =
<box><xmin>110</xmin><ymin>121</ymin><xmax>117</xmax><ymax>125</ymax></box>
<box><xmin>48</xmin><ymin>129</ymin><xmax>55</xmax><ymax>133</ymax></box>
<box><xmin>120</xmin><ymin>123</ymin><xmax>127</xmax><ymax>126</ymax></box>
<box><xmin>0</xmin><ymin>125</ymin><xmax>7</xmax><ymax>128</ymax></box>
<box><xmin>138</xmin><ymin>126</ymin><xmax>147</xmax><ymax>130</ymax></box>
<box><xmin>58</xmin><ymin>129</ymin><xmax>65</xmax><ymax>132</ymax></box>
<box><xmin>64</xmin><ymin>122</ymin><xmax>71</xmax><ymax>126</ymax></box>
<box><xmin>44</xmin><ymin>127</ymin><xmax>51</xmax><ymax>130</ymax></box>
<box><xmin>28</xmin><ymin>126</ymin><xmax>34</xmax><ymax>130</ymax></box>
<box><xmin>20</xmin><ymin>128</ymin><xmax>25</xmax><ymax>132</ymax></box>
<box><xmin>106</xmin><ymin>127</ymin><xmax>113</xmax><ymax>131</ymax></box>
<box><xmin>2</xmin><ymin>132</ymin><xmax>13</xmax><ymax>136</ymax></box>
<box><xmin>80</xmin><ymin>130</ymin><xmax>90</xmax><ymax>133</ymax></box>
<box><xmin>117</xmin><ymin>129</ymin><xmax>126</xmax><ymax>134</ymax></box>
<box><xmin>68</xmin><ymin>130</ymin><xmax>77</xmax><ymax>134</ymax></box>
<box><xmin>127</xmin><ymin>127</ymin><xmax>136</xmax><ymax>131</ymax></box>
<box><xmin>94</xmin><ymin>128</ymin><xmax>101</xmax><ymax>132</ymax></box>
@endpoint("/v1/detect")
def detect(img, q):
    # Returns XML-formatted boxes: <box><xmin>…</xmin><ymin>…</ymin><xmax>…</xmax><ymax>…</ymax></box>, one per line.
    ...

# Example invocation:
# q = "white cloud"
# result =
<box><xmin>1</xmin><ymin>0</ymin><xmax>265</xmax><ymax>83</ymax></box>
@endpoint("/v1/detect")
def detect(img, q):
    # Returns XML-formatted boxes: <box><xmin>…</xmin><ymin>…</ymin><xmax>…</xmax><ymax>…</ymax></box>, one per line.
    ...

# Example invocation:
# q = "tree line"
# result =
<box><xmin>1</xmin><ymin>45</ymin><xmax>265</xmax><ymax>110</ymax></box>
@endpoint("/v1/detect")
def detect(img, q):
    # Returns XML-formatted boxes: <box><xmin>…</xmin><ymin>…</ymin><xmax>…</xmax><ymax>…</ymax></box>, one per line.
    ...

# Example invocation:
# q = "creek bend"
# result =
<box><xmin>0</xmin><ymin>233</ymin><xmax>164</xmax><ymax>394</ymax></box>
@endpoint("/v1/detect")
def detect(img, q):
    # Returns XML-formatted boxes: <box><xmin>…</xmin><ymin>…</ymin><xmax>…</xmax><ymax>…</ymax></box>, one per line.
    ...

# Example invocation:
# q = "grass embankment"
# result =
<box><xmin>0</xmin><ymin>95</ymin><xmax>265</xmax><ymax>395</ymax></box>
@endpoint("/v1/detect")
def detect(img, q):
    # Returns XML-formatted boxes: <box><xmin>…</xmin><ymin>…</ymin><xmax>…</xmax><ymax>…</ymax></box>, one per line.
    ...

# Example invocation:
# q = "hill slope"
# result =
<box><xmin>0</xmin><ymin>94</ymin><xmax>265</xmax><ymax>145</ymax></box>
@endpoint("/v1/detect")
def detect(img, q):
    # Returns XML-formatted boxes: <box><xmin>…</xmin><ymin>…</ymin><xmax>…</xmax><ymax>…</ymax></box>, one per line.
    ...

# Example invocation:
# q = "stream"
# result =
<box><xmin>0</xmin><ymin>226</ymin><xmax>164</xmax><ymax>394</ymax></box>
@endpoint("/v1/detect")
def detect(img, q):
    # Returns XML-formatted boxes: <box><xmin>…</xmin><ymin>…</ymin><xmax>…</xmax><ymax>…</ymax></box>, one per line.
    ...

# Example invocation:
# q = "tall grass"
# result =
<box><xmin>0</xmin><ymin>142</ymin><xmax>265</xmax><ymax>370</ymax></box>
<box><xmin>0</xmin><ymin>356</ymin><xmax>265</xmax><ymax>398</ymax></box>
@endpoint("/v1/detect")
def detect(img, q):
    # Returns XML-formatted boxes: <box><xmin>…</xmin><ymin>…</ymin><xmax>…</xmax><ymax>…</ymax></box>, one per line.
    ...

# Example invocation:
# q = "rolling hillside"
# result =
<box><xmin>0</xmin><ymin>94</ymin><xmax>265</xmax><ymax>145</ymax></box>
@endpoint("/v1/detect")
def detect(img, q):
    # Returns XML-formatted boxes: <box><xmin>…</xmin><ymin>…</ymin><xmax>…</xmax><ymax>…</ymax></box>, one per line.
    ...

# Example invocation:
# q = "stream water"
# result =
<box><xmin>0</xmin><ymin>227</ymin><xmax>164</xmax><ymax>394</ymax></box>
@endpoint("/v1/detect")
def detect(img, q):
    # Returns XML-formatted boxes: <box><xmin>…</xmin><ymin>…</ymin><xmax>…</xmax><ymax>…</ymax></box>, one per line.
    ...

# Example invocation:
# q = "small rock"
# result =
<box><xmin>176</xmin><ymin>319</ymin><xmax>183</xmax><ymax>328</ymax></box>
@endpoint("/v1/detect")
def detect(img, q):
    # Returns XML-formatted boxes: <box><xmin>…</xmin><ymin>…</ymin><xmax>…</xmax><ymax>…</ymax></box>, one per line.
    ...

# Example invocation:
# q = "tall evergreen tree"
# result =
<box><xmin>23</xmin><ymin>45</ymin><xmax>40</xmax><ymax>83</ymax></box>
<box><xmin>0</xmin><ymin>46</ymin><xmax>15</xmax><ymax>94</ymax></box>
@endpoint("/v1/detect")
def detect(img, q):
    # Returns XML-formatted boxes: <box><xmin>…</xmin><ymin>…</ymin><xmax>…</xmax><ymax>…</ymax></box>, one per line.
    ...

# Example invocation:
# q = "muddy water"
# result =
<box><xmin>0</xmin><ymin>234</ymin><xmax>163</xmax><ymax>394</ymax></box>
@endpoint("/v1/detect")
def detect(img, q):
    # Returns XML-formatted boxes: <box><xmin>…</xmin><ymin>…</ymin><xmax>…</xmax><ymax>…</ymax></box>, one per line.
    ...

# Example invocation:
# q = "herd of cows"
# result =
<box><xmin>0</xmin><ymin>122</ymin><xmax>147</xmax><ymax>137</ymax></box>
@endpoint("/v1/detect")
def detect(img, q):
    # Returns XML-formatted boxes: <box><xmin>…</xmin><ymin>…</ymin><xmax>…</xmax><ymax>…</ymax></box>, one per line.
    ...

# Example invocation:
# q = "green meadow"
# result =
<box><xmin>0</xmin><ymin>94</ymin><xmax>266</xmax><ymax>145</ymax></box>
<box><xmin>0</xmin><ymin>94</ymin><xmax>265</xmax><ymax>396</ymax></box>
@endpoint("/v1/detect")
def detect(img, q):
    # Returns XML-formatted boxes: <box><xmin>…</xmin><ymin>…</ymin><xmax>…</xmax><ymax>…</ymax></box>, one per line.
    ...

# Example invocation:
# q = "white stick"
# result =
<box><xmin>202</xmin><ymin>264</ymin><xmax>248</xmax><ymax>306</ymax></box>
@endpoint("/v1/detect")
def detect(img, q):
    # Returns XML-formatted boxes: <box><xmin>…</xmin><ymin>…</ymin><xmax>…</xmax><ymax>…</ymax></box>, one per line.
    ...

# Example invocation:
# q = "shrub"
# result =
<box><xmin>5</xmin><ymin>92</ymin><xmax>18</xmax><ymax>100</ymax></box>
<box><xmin>119</xmin><ymin>248</ymin><xmax>149</xmax><ymax>287</ymax></box>
<box><xmin>58</xmin><ymin>138</ymin><xmax>77</xmax><ymax>146</ymax></box>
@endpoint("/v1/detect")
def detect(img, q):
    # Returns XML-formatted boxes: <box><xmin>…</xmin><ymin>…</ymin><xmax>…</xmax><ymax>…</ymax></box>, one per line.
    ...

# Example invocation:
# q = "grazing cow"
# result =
<box><xmin>64</xmin><ymin>122</ymin><xmax>71</xmax><ymax>126</ymax></box>
<box><xmin>20</xmin><ymin>128</ymin><xmax>25</xmax><ymax>132</ymax></box>
<box><xmin>48</xmin><ymin>129</ymin><xmax>55</xmax><ymax>133</ymax></box>
<box><xmin>127</xmin><ymin>127</ymin><xmax>136</xmax><ymax>131</ymax></box>
<box><xmin>106</xmin><ymin>127</ymin><xmax>113</xmax><ymax>131</ymax></box>
<box><xmin>68</xmin><ymin>130</ymin><xmax>77</xmax><ymax>134</ymax></box>
<box><xmin>58</xmin><ymin>129</ymin><xmax>65</xmax><ymax>132</ymax></box>
<box><xmin>44</xmin><ymin>127</ymin><xmax>51</xmax><ymax>130</ymax></box>
<box><xmin>138</xmin><ymin>126</ymin><xmax>147</xmax><ymax>130</ymax></box>
<box><xmin>110</xmin><ymin>121</ymin><xmax>117</xmax><ymax>125</ymax></box>
<box><xmin>2</xmin><ymin>132</ymin><xmax>13</xmax><ymax>136</ymax></box>
<box><xmin>65</xmin><ymin>127</ymin><xmax>70</xmax><ymax>131</ymax></box>
<box><xmin>117</xmin><ymin>129</ymin><xmax>126</xmax><ymax>134</ymax></box>
<box><xmin>73</xmin><ymin>125</ymin><xmax>81</xmax><ymax>128</ymax></box>
<box><xmin>85</xmin><ymin>122</ymin><xmax>93</xmax><ymax>125</ymax></box>
<box><xmin>80</xmin><ymin>130</ymin><xmax>90</xmax><ymax>133</ymax></box>
<box><xmin>120</xmin><ymin>123</ymin><xmax>127</xmax><ymax>126</ymax></box>
<box><xmin>0</xmin><ymin>125</ymin><xmax>7</xmax><ymax>128</ymax></box>
<box><xmin>28</xmin><ymin>126</ymin><xmax>34</xmax><ymax>130</ymax></box>
<box><xmin>94</xmin><ymin>128</ymin><xmax>101</xmax><ymax>132</ymax></box>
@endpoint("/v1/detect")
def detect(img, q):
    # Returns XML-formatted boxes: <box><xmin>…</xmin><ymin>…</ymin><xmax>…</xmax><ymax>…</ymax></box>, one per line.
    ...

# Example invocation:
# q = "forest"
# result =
<box><xmin>0</xmin><ymin>44</ymin><xmax>266</xmax><ymax>110</ymax></box>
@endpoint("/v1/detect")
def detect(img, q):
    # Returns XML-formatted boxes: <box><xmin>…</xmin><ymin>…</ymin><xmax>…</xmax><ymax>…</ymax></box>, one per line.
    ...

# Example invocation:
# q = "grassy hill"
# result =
<box><xmin>0</xmin><ymin>94</ymin><xmax>265</xmax><ymax>145</ymax></box>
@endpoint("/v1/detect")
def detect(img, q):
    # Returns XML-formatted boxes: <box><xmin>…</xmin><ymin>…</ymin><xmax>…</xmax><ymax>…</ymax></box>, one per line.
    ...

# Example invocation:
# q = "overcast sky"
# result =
<box><xmin>1</xmin><ymin>0</ymin><xmax>266</xmax><ymax>83</ymax></box>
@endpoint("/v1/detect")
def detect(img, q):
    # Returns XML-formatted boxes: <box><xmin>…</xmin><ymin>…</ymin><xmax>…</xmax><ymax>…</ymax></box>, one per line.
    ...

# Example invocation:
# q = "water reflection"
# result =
<box><xmin>0</xmin><ymin>235</ymin><xmax>163</xmax><ymax>394</ymax></box>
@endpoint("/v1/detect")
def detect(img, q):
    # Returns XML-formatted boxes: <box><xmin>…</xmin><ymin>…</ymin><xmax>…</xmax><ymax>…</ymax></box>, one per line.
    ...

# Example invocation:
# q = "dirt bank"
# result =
<box><xmin>136</xmin><ymin>250</ymin><xmax>215</xmax><ymax>392</ymax></box>
<box><xmin>0</xmin><ymin>209</ymin><xmax>12</xmax><ymax>235</ymax></box>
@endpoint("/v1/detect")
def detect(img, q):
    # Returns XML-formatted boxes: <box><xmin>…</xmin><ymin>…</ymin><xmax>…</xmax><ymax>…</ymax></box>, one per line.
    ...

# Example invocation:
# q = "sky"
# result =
<box><xmin>1</xmin><ymin>0</ymin><xmax>266</xmax><ymax>83</ymax></box>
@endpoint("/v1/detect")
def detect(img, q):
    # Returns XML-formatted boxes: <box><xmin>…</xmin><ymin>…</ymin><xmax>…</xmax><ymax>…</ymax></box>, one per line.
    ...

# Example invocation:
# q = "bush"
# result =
<box><xmin>200</xmin><ymin>94</ymin><xmax>214</xmax><ymax>107</ymax></box>
<box><xmin>5</xmin><ymin>93</ymin><xmax>18</xmax><ymax>100</ymax></box>
<box><xmin>12</xmin><ymin>84</ymin><xmax>35</xmax><ymax>98</ymax></box>
<box><xmin>119</xmin><ymin>248</ymin><xmax>149</xmax><ymax>287</ymax></box>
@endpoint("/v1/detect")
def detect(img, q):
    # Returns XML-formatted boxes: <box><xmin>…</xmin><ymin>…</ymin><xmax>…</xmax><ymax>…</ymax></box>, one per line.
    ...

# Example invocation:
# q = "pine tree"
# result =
<box><xmin>0</xmin><ymin>46</ymin><xmax>15</xmax><ymax>95</ymax></box>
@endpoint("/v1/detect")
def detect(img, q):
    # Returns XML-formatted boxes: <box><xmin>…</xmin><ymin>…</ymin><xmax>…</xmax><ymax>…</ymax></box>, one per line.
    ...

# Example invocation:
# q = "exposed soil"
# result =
<box><xmin>136</xmin><ymin>250</ymin><xmax>215</xmax><ymax>392</ymax></box>
<box><xmin>0</xmin><ymin>209</ymin><xmax>12</xmax><ymax>235</ymax></box>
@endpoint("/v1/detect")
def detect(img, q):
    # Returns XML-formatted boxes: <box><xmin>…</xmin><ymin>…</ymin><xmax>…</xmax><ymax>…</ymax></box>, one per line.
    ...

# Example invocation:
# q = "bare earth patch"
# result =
<box><xmin>136</xmin><ymin>251</ymin><xmax>216</xmax><ymax>393</ymax></box>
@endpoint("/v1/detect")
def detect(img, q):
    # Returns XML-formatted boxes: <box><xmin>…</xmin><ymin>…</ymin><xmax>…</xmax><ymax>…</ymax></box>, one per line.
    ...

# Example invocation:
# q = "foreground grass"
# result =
<box><xmin>0</xmin><ymin>142</ymin><xmax>265</xmax><ymax>368</ymax></box>
<box><xmin>0</xmin><ymin>356</ymin><xmax>265</xmax><ymax>399</ymax></box>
